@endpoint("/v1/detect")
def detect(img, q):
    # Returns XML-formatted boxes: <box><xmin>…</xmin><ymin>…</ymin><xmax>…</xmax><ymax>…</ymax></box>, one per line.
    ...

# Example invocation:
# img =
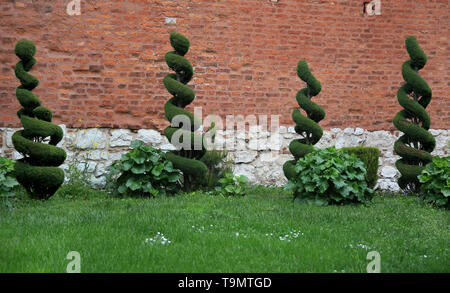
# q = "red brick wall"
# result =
<box><xmin>0</xmin><ymin>0</ymin><xmax>448</xmax><ymax>131</ymax></box>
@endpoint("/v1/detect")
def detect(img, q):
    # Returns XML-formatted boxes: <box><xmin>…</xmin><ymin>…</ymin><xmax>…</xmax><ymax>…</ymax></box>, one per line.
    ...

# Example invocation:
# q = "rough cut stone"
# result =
<box><xmin>110</xmin><ymin>129</ymin><xmax>133</xmax><ymax>147</ymax></box>
<box><xmin>258</xmin><ymin>151</ymin><xmax>280</xmax><ymax>163</ymax></box>
<box><xmin>160</xmin><ymin>143</ymin><xmax>177</xmax><ymax>151</ymax></box>
<box><xmin>87</xmin><ymin>150</ymin><xmax>109</xmax><ymax>161</ymax></box>
<box><xmin>376</xmin><ymin>179</ymin><xmax>400</xmax><ymax>192</ymax></box>
<box><xmin>316</xmin><ymin>132</ymin><xmax>333</xmax><ymax>148</ymax></box>
<box><xmin>247</xmin><ymin>137</ymin><xmax>267</xmax><ymax>151</ymax></box>
<box><xmin>355</xmin><ymin>128</ymin><xmax>364</xmax><ymax>136</ymax></box>
<box><xmin>234</xmin><ymin>151</ymin><xmax>257</xmax><ymax>163</ymax></box>
<box><xmin>255</xmin><ymin>164</ymin><xmax>285</xmax><ymax>186</ymax></box>
<box><xmin>365</xmin><ymin>131</ymin><xmax>396</xmax><ymax>149</ymax></box>
<box><xmin>233</xmin><ymin>164</ymin><xmax>256</xmax><ymax>182</ymax></box>
<box><xmin>95</xmin><ymin>163</ymin><xmax>106</xmax><ymax>177</ymax></box>
<box><xmin>136</xmin><ymin>129</ymin><xmax>162</xmax><ymax>146</ymax></box>
<box><xmin>335</xmin><ymin>133</ymin><xmax>364</xmax><ymax>148</ymax></box>
<box><xmin>57</xmin><ymin>124</ymin><xmax>67</xmax><ymax>147</ymax></box>
<box><xmin>330</xmin><ymin>128</ymin><xmax>341</xmax><ymax>133</ymax></box>
<box><xmin>11</xmin><ymin>151</ymin><xmax>23</xmax><ymax>160</ymax></box>
<box><xmin>74</xmin><ymin>128</ymin><xmax>107</xmax><ymax>149</ymax></box>
<box><xmin>5</xmin><ymin>129</ymin><xmax>14</xmax><ymax>148</ymax></box>
<box><xmin>344</xmin><ymin>127</ymin><xmax>354</xmax><ymax>134</ymax></box>
<box><xmin>275</xmin><ymin>154</ymin><xmax>292</xmax><ymax>166</ymax></box>
<box><xmin>381</xmin><ymin>166</ymin><xmax>397</xmax><ymax>178</ymax></box>
<box><xmin>90</xmin><ymin>176</ymin><xmax>107</xmax><ymax>189</ymax></box>
<box><xmin>267</xmin><ymin>134</ymin><xmax>282</xmax><ymax>151</ymax></box>
<box><xmin>108</xmin><ymin>151</ymin><xmax>123</xmax><ymax>161</ymax></box>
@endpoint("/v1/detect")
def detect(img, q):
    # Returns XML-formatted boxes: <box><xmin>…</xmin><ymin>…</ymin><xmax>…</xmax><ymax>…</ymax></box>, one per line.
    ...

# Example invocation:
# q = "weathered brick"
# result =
<box><xmin>0</xmin><ymin>0</ymin><xmax>448</xmax><ymax>132</ymax></box>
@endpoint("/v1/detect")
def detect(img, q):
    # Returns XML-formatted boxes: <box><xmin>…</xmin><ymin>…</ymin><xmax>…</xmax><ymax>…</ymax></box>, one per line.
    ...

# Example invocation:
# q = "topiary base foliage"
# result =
<box><xmin>0</xmin><ymin>156</ymin><xmax>20</xmax><ymax>197</ymax></box>
<box><xmin>163</xmin><ymin>32</ymin><xmax>208</xmax><ymax>191</ymax></box>
<box><xmin>106</xmin><ymin>140</ymin><xmax>182</xmax><ymax>197</ymax></box>
<box><xmin>418</xmin><ymin>156</ymin><xmax>449</xmax><ymax>209</ymax></box>
<box><xmin>393</xmin><ymin>36</ymin><xmax>435</xmax><ymax>193</ymax></box>
<box><xmin>283</xmin><ymin>60</ymin><xmax>325</xmax><ymax>181</ymax></box>
<box><xmin>12</xmin><ymin>40</ymin><xmax>66</xmax><ymax>199</ymax></box>
<box><xmin>285</xmin><ymin>147</ymin><xmax>373</xmax><ymax>206</ymax></box>
<box><xmin>342</xmin><ymin>147</ymin><xmax>380</xmax><ymax>189</ymax></box>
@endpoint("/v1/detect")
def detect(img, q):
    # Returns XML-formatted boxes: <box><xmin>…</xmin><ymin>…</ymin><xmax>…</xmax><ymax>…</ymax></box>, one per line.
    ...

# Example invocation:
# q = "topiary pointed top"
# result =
<box><xmin>14</xmin><ymin>40</ymin><xmax>36</xmax><ymax>61</ymax></box>
<box><xmin>405</xmin><ymin>36</ymin><xmax>427</xmax><ymax>70</ymax></box>
<box><xmin>297</xmin><ymin>60</ymin><xmax>321</xmax><ymax>96</ymax></box>
<box><xmin>170</xmin><ymin>32</ymin><xmax>190</xmax><ymax>56</ymax></box>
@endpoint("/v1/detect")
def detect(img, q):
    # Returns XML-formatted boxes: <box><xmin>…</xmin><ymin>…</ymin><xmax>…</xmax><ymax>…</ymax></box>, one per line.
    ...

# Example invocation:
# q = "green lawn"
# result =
<box><xmin>0</xmin><ymin>186</ymin><xmax>449</xmax><ymax>273</ymax></box>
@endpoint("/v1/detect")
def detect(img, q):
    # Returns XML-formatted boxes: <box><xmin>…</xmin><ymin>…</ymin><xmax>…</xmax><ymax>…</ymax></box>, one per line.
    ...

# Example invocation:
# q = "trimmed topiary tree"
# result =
<box><xmin>163</xmin><ymin>32</ymin><xmax>208</xmax><ymax>191</ymax></box>
<box><xmin>12</xmin><ymin>40</ymin><xmax>66</xmax><ymax>199</ymax></box>
<box><xmin>393</xmin><ymin>36</ymin><xmax>435</xmax><ymax>192</ymax></box>
<box><xmin>283</xmin><ymin>60</ymin><xmax>325</xmax><ymax>180</ymax></box>
<box><xmin>342</xmin><ymin>147</ymin><xmax>380</xmax><ymax>189</ymax></box>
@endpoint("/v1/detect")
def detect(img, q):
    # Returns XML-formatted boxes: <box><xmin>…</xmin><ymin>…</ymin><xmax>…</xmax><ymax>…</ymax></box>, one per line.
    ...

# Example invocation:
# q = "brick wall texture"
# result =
<box><xmin>0</xmin><ymin>0</ymin><xmax>448</xmax><ymax>131</ymax></box>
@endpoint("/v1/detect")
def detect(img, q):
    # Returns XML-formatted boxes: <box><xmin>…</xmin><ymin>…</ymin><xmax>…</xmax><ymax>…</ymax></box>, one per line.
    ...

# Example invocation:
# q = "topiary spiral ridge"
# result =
<box><xmin>12</xmin><ymin>40</ymin><xmax>66</xmax><ymax>199</ymax></box>
<box><xmin>163</xmin><ymin>33</ymin><xmax>207</xmax><ymax>190</ymax></box>
<box><xmin>283</xmin><ymin>60</ymin><xmax>325</xmax><ymax>180</ymax></box>
<box><xmin>393</xmin><ymin>36</ymin><xmax>435</xmax><ymax>192</ymax></box>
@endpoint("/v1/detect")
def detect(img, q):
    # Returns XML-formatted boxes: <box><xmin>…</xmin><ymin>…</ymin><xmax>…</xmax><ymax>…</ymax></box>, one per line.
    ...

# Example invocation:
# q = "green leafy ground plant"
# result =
<box><xmin>107</xmin><ymin>140</ymin><xmax>181</xmax><ymax>197</ymax></box>
<box><xmin>342</xmin><ymin>147</ymin><xmax>380</xmax><ymax>189</ymax></box>
<box><xmin>0</xmin><ymin>157</ymin><xmax>19</xmax><ymax>197</ymax></box>
<box><xmin>418</xmin><ymin>156</ymin><xmax>449</xmax><ymax>209</ymax></box>
<box><xmin>201</xmin><ymin>150</ymin><xmax>233</xmax><ymax>189</ymax></box>
<box><xmin>286</xmin><ymin>147</ymin><xmax>373</xmax><ymax>205</ymax></box>
<box><xmin>215</xmin><ymin>173</ymin><xmax>248</xmax><ymax>196</ymax></box>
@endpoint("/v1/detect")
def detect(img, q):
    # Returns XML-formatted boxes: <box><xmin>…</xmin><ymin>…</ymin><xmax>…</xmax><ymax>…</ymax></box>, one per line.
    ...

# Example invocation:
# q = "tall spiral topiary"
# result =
<box><xmin>283</xmin><ymin>60</ymin><xmax>325</xmax><ymax>180</ymax></box>
<box><xmin>163</xmin><ymin>32</ymin><xmax>207</xmax><ymax>191</ymax></box>
<box><xmin>12</xmin><ymin>40</ymin><xmax>66</xmax><ymax>199</ymax></box>
<box><xmin>393</xmin><ymin>36</ymin><xmax>435</xmax><ymax>192</ymax></box>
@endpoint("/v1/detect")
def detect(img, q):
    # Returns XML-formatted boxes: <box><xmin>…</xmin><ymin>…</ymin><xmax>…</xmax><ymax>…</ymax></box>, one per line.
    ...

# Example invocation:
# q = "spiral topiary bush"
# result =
<box><xmin>393</xmin><ymin>36</ymin><xmax>435</xmax><ymax>192</ymax></box>
<box><xmin>163</xmin><ymin>32</ymin><xmax>208</xmax><ymax>191</ymax></box>
<box><xmin>283</xmin><ymin>60</ymin><xmax>325</xmax><ymax>180</ymax></box>
<box><xmin>11</xmin><ymin>40</ymin><xmax>66</xmax><ymax>199</ymax></box>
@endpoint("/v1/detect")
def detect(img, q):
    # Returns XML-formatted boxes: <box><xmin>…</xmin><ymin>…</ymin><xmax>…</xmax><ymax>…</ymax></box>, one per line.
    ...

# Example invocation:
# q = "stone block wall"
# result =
<box><xmin>1</xmin><ymin>126</ymin><xmax>448</xmax><ymax>192</ymax></box>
